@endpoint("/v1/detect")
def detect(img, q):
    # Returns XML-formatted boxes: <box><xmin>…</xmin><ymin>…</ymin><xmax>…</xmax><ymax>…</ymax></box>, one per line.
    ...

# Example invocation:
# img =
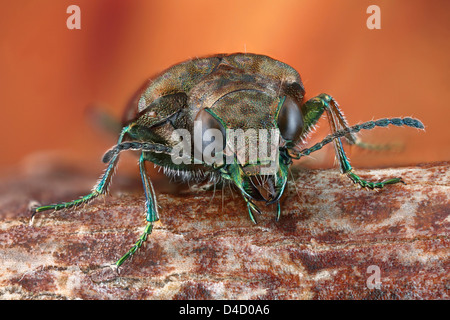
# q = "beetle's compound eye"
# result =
<box><xmin>193</xmin><ymin>109</ymin><xmax>226</xmax><ymax>162</ymax></box>
<box><xmin>277</xmin><ymin>96</ymin><xmax>304</xmax><ymax>142</ymax></box>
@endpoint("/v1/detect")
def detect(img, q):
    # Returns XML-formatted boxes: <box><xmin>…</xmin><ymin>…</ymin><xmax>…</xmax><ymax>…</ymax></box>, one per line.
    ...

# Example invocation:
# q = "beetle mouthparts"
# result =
<box><xmin>247</xmin><ymin>175</ymin><xmax>282</xmax><ymax>205</ymax></box>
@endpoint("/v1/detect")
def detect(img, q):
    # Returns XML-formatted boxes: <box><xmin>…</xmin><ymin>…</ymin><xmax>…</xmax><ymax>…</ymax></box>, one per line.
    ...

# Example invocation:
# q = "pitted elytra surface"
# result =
<box><xmin>0</xmin><ymin>161</ymin><xmax>449</xmax><ymax>299</ymax></box>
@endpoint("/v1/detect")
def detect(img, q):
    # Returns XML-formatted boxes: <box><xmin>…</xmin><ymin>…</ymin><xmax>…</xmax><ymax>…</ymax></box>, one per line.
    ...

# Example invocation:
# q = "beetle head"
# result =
<box><xmin>193</xmin><ymin>89</ymin><xmax>304</xmax><ymax>207</ymax></box>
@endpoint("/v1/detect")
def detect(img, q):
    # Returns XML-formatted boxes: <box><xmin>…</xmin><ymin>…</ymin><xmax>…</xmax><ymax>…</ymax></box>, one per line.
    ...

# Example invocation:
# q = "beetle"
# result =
<box><xmin>31</xmin><ymin>53</ymin><xmax>424</xmax><ymax>269</ymax></box>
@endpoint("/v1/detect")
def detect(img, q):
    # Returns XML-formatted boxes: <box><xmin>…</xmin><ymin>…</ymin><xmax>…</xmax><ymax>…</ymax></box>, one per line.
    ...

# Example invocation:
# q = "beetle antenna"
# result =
<box><xmin>289</xmin><ymin>117</ymin><xmax>424</xmax><ymax>160</ymax></box>
<box><xmin>102</xmin><ymin>141</ymin><xmax>173</xmax><ymax>163</ymax></box>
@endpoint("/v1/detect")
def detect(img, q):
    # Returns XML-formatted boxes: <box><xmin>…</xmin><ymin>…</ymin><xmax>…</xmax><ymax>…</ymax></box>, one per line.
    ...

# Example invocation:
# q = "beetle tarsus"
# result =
<box><xmin>115</xmin><ymin>222</ymin><xmax>153</xmax><ymax>268</ymax></box>
<box><xmin>346</xmin><ymin>171</ymin><xmax>405</xmax><ymax>189</ymax></box>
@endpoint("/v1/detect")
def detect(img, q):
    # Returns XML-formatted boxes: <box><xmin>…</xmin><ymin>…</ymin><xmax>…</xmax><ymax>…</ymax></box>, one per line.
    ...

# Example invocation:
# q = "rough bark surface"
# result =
<box><xmin>0</xmin><ymin>158</ymin><xmax>449</xmax><ymax>300</ymax></box>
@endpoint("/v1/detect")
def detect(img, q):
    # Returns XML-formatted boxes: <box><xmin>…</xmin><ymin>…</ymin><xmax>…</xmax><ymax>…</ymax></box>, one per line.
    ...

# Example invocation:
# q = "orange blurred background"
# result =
<box><xmin>0</xmin><ymin>0</ymin><xmax>449</xmax><ymax>175</ymax></box>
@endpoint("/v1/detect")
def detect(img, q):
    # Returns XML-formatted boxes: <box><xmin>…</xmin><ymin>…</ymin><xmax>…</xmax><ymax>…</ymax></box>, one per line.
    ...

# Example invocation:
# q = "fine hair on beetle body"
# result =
<box><xmin>31</xmin><ymin>53</ymin><xmax>424</xmax><ymax>269</ymax></box>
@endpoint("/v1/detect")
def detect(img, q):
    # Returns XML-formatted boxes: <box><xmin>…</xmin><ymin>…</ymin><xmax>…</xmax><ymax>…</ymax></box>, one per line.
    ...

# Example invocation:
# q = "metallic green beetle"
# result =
<box><xmin>31</xmin><ymin>53</ymin><xmax>424</xmax><ymax>268</ymax></box>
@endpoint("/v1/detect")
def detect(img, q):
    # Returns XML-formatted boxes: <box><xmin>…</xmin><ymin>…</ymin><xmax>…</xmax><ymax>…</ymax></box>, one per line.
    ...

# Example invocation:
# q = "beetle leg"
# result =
<box><xmin>319</xmin><ymin>95</ymin><xmax>407</xmax><ymax>189</ymax></box>
<box><xmin>115</xmin><ymin>152</ymin><xmax>160</xmax><ymax>268</ymax></box>
<box><xmin>31</xmin><ymin>151</ymin><xmax>119</xmax><ymax>216</ymax></box>
<box><xmin>322</xmin><ymin>97</ymin><xmax>399</xmax><ymax>151</ymax></box>
<box><xmin>31</xmin><ymin>125</ymin><xmax>131</xmax><ymax>218</ymax></box>
<box><xmin>307</xmin><ymin>94</ymin><xmax>356</xmax><ymax>174</ymax></box>
<box><xmin>139</xmin><ymin>152</ymin><xmax>159</xmax><ymax>222</ymax></box>
<box><xmin>299</xmin><ymin>95</ymin><xmax>419</xmax><ymax>189</ymax></box>
<box><xmin>115</xmin><ymin>221</ymin><xmax>153</xmax><ymax>269</ymax></box>
<box><xmin>301</xmin><ymin>94</ymin><xmax>395</xmax><ymax>152</ymax></box>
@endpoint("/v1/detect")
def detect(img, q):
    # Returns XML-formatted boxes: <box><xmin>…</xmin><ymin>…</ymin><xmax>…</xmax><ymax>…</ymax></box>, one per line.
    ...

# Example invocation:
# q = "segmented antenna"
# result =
<box><xmin>290</xmin><ymin>117</ymin><xmax>424</xmax><ymax>159</ymax></box>
<box><xmin>102</xmin><ymin>141</ymin><xmax>173</xmax><ymax>163</ymax></box>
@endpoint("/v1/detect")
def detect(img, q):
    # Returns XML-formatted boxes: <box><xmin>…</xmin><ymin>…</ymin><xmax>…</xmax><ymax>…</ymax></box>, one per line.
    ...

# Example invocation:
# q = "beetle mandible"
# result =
<box><xmin>31</xmin><ymin>53</ymin><xmax>424</xmax><ymax>268</ymax></box>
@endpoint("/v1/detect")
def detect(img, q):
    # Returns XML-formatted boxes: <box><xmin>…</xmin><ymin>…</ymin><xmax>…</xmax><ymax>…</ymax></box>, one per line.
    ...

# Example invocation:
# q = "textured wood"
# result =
<box><xmin>0</xmin><ymin>158</ymin><xmax>449</xmax><ymax>300</ymax></box>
